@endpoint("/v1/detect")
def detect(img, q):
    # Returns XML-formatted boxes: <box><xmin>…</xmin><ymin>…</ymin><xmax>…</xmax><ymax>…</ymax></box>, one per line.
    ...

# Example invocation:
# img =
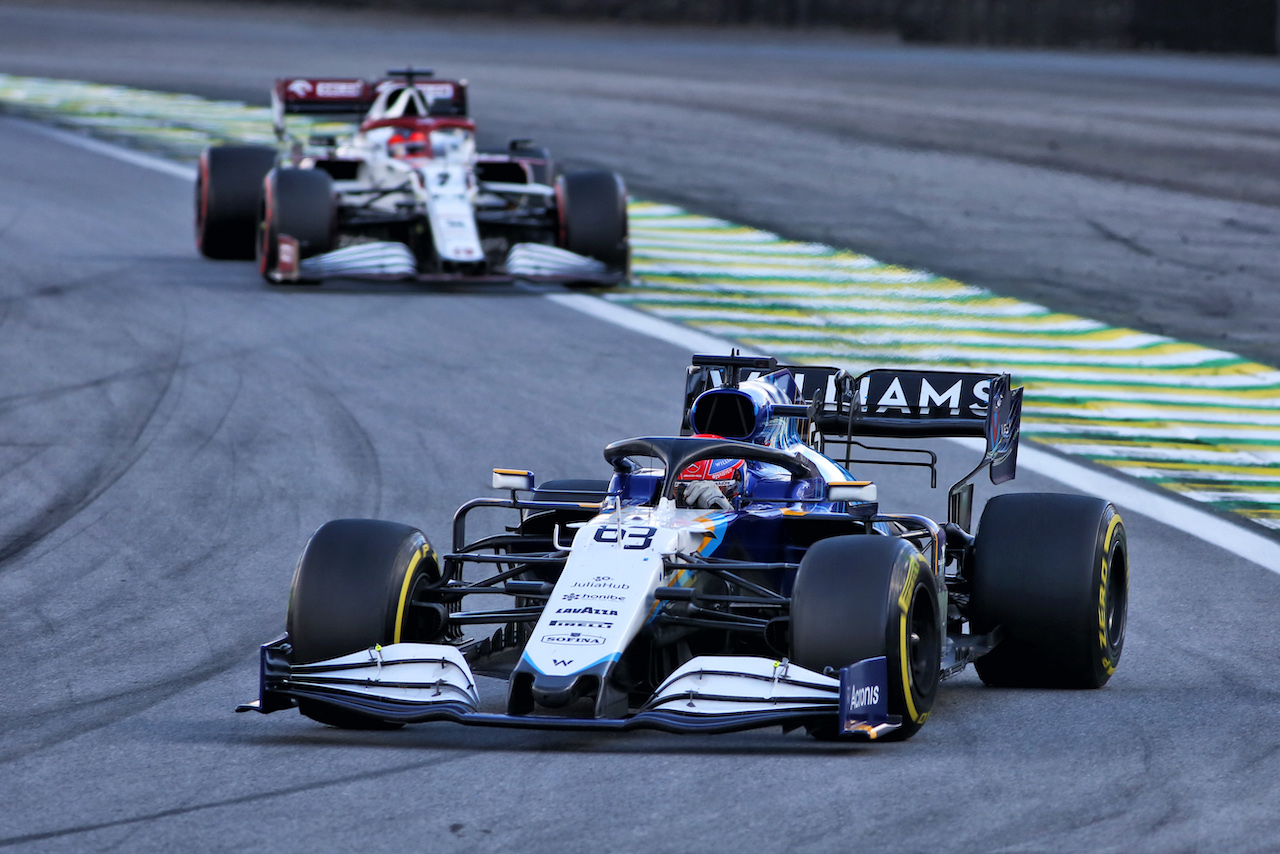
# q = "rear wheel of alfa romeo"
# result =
<box><xmin>556</xmin><ymin>169</ymin><xmax>629</xmax><ymax>274</ymax></box>
<box><xmin>195</xmin><ymin>145</ymin><xmax>276</xmax><ymax>260</ymax></box>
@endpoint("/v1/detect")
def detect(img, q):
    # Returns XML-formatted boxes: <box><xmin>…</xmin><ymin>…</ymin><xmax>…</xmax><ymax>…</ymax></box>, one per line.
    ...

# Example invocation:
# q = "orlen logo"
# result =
<box><xmin>316</xmin><ymin>81</ymin><xmax>364</xmax><ymax>98</ymax></box>
<box><xmin>542</xmin><ymin>633</ymin><xmax>604</xmax><ymax>646</ymax></box>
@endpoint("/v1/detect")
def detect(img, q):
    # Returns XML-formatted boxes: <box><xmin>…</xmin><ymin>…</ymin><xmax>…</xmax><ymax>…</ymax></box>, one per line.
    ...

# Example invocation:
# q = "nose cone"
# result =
<box><xmin>529</xmin><ymin>673</ymin><xmax>596</xmax><ymax>709</ymax></box>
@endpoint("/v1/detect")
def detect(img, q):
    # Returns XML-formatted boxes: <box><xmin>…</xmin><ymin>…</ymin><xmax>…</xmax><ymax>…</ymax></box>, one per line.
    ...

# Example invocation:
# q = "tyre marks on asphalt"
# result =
<box><xmin>3</xmin><ymin>74</ymin><xmax>1278</xmax><ymax>534</ymax></box>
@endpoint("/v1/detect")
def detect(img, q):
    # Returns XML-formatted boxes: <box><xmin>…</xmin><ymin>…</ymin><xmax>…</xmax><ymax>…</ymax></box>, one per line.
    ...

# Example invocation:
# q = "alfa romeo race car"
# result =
<box><xmin>238</xmin><ymin>353</ymin><xmax>1129</xmax><ymax>741</ymax></box>
<box><xmin>195</xmin><ymin>69</ymin><xmax>629</xmax><ymax>284</ymax></box>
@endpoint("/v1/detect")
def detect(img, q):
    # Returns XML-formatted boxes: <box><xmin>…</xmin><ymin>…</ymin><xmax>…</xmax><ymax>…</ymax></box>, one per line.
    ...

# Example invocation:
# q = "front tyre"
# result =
<box><xmin>257</xmin><ymin>167</ymin><xmax>335</xmax><ymax>283</ymax></box>
<box><xmin>287</xmin><ymin>519</ymin><xmax>441</xmax><ymax>728</ymax></box>
<box><xmin>971</xmin><ymin>494</ymin><xmax>1128</xmax><ymax>689</ymax></box>
<box><xmin>791</xmin><ymin>536</ymin><xmax>941</xmax><ymax>740</ymax></box>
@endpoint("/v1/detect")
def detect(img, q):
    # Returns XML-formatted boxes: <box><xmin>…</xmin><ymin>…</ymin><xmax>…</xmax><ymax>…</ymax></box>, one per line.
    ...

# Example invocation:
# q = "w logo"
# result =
<box><xmin>552</xmin><ymin>659</ymin><xmax>573</xmax><ymax>667</ymax></box>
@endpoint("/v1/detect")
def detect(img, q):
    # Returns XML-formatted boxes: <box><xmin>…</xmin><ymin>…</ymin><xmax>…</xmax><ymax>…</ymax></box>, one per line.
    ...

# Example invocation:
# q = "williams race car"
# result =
<box><xmin>195</xmin><ymin>69</ymin><xmax>629</xmax><ymax>285</ymax></box>
<box><xmin>238</xmin><ymin>354</ymin><xmax>1129</xmax><ymax>741</ymax></box>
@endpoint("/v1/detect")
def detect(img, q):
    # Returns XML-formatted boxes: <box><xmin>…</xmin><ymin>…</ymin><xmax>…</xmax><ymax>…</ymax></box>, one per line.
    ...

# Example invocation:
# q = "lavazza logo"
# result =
<box><xmin>555</xmin><ymin>606</ymin><xmax>618</xmax><ymax>616</ymax></box>
<box><xmin>560</xmin><ymin>592</ymin><xmax>626</xmax><ymax>603</ymax></box>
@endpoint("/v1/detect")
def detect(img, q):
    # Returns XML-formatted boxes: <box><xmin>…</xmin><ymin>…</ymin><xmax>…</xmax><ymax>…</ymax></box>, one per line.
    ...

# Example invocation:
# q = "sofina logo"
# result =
<box><xmin>542</xmin><ymin>633</ymin><xmax>605</xmax><ymax>646</ymax></box>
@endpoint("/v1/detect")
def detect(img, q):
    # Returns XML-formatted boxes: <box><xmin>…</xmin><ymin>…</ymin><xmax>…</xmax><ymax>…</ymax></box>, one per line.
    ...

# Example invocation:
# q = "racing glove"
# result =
<box><xmin>683</xmin><ymin>480</ymin><xmax>733</xmax><ymax>511</ymax></box>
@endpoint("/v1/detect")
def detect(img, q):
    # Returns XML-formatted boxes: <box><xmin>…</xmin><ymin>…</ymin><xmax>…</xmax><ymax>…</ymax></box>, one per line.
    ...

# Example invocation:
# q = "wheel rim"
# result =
<box><xmin>907</xmin><ymin>581</ymin><xmax>940</xmax><ymax>692</ymax></box>
<box><xmin>195</xmin><ymin>174</ymin><xmax>206</xmax><ymax>245</ymax></box>
<box><xmin>1104</xmin><ymin>541</ymin><xmax>1128</xmax><ymax>654</ymax></box>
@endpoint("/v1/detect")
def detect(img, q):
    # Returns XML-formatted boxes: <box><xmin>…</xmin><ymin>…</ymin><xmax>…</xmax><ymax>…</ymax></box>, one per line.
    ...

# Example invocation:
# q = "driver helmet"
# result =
<box><xmin>676</xmin><ymin>434</ymin><xmax>744</xmax><ymax>507</ymax></box>
<box><xmin>388</xmin><ymin>129</ymin><xmax>428</xmax><ymax>158</ymax></box>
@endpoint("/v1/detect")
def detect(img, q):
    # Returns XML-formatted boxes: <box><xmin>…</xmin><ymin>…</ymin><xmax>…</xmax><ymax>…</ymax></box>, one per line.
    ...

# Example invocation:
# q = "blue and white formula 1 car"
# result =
<box><xmin>239</xmin><ymin>354</ymin><xmax>1129</xmax><ymax>741</ymax></box>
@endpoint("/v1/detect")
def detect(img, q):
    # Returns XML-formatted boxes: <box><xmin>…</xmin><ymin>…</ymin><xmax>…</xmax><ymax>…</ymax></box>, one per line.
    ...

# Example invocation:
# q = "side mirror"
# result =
<box><xmin>828</xmin><ymin>481</ymin><xmax>877</xmax><ymax>504</ymax></box>
<box><xmin>493</xmin><ymin>469</ymin><xmax>535</xmax><ymax>491</ymax></box>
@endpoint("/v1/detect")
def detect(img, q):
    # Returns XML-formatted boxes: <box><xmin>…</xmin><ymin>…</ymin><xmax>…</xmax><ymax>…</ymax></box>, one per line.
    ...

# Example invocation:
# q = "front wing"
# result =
<box><xmin>270</xmin><ymin>239</ymin><xmax>626</xmax><ymax>286</ymax></box>
<box><xmin>237</xmin><ymin>638</ymin><xmax>902</xmax><ymax>741</ymax></box>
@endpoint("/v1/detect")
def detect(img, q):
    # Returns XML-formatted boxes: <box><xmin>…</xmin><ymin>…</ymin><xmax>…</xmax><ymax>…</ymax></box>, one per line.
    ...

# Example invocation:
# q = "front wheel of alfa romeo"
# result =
<box><xmin>256</xmin><ymin>167</ymin><xmax>335</xmax><ymax>283</ymax></box>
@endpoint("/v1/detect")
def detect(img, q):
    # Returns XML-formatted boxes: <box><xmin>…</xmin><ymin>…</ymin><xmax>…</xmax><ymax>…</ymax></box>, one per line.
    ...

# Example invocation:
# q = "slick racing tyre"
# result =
<box><xmin>791</xmin><ymin>536</ymin><xmax>941</xmax><ymax>741</ymax></box>
<box><xmin>556</xmin><ymin>170</ymin><xmax>629</xmax><ymax>274</ymax></box>
<box><xmin>287</xmin><ymin>519</ymin><xmax>442</xmax><ymax>728</ymax></box>
<box><xmin>970</xmin><ymin>494</ymin><xmax>1128</xmax><ymax>689</ymax></box>
<box><xmin>195</xmin><ymin>145</ymin><xmax>277</xmax><ymax>260</ymax></box>
<box><xmin>257</xmin><ymin>167</ymin><xmax>335</xmax><ymax>283</ymax></box>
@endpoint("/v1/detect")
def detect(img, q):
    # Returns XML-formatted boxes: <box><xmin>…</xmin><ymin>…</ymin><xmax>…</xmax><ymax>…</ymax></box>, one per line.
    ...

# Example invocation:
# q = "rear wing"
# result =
<box><xmin>271</xmin><ymin>78</ymin><xmax>376</xmax><ymax>137</ymax></box>
<box><xmin>817</xmin><ymin>368</ymin><xmax>1023</xmax><ymax>527</ymax></box>
<box><xmin>682</xmin><ymin>355</ymin><xmax>1022</xmax><ymax>528</ymax></box>
<box><xmin>270</xmin><ymin>73</ymin><xmax>469</xmax><ymax>137</ymax></box>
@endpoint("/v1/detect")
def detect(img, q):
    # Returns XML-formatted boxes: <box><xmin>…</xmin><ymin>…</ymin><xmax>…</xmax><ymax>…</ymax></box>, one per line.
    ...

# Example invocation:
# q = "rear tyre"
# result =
<box><xmin>971</xmin><ymin>494</ymin><xmax>1128</xmax><ymax>689</ymax></box>
<box><xmin>556</xmin><ymin>170</ymin><xmax>629</xmax><ymax>274</ymax></box>
<box><xmin>195</xmin><ymin>145</ymin><xmax>276</xmax><ymax>259</ymax></box>
<box><xmin>287</xmin><ymin>519</ymin><xmax>441</xmax><ymax>728</ymax></box>
<box><xmin>791</xmin><ymin>536</ymin><xmax>941</xmax><ymax>741</ymax></box>
<box><xmin>257</xmin><ymin>167</ymin><xmax>335</xmax><ymax>282</ymax></box>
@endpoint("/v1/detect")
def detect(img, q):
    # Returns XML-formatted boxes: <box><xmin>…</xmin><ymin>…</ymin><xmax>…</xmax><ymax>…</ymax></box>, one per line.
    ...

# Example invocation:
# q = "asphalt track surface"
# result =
<box><xmin>0</xmin><ymin>3</ymin><xmax>1278</xmax><ymax>851</ymax></box>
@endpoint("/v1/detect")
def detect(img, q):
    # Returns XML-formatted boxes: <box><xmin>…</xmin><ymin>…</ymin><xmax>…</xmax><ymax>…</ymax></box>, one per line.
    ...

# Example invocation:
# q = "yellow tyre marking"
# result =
<box><xmin>898</xmin><ymin>554</ymin><xmax>922</xmax><ymax>724</ymax></box>
<box><xmin>392</xmin><ymin>544</ymin><xmax>427</xmax><ymax>643</ymax></box>
<box><xmin>899</xmin><ymin>609</ymin><xmax>920</xmax><ymax>724</ymax></box>
<box><xmin>1098</xmin><ymin>512</ymin><xmax>1123</xmax><ymax>675</ymax></box>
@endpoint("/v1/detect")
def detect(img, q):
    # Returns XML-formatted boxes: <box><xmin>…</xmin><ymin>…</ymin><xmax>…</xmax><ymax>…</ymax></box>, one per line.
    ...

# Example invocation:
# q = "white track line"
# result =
<box><xmin>31</xmin><ymin>122</ymin><xmax>1280</xmax><ymax>576</ymax></box>
<box><xmin>8</xmin><ymin>117</ymin><xmax>197</xmax><ymax>180</ymax></box>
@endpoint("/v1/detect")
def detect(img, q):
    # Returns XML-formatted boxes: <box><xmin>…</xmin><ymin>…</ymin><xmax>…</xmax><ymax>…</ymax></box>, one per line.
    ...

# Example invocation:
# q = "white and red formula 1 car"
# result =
<box><xmin>196</xmin><ymin>68</ymin><xmax>629</xmax><ymax>285</ymax></box>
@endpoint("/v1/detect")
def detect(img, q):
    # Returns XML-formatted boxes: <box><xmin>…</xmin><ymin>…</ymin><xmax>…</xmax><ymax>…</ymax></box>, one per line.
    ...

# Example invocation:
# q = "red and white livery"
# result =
<box><xmin>196</xmin><ymin>69</ymin><xmax>629</xmax><ymax>284</ymax></box>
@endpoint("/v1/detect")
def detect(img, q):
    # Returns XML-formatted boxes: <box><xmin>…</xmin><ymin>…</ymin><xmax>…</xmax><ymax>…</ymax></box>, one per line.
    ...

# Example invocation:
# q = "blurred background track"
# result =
<box><xmin>2</xmin><ymin>0</ymin><xmax>1280</xmax><ymax>365</ymax></box>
